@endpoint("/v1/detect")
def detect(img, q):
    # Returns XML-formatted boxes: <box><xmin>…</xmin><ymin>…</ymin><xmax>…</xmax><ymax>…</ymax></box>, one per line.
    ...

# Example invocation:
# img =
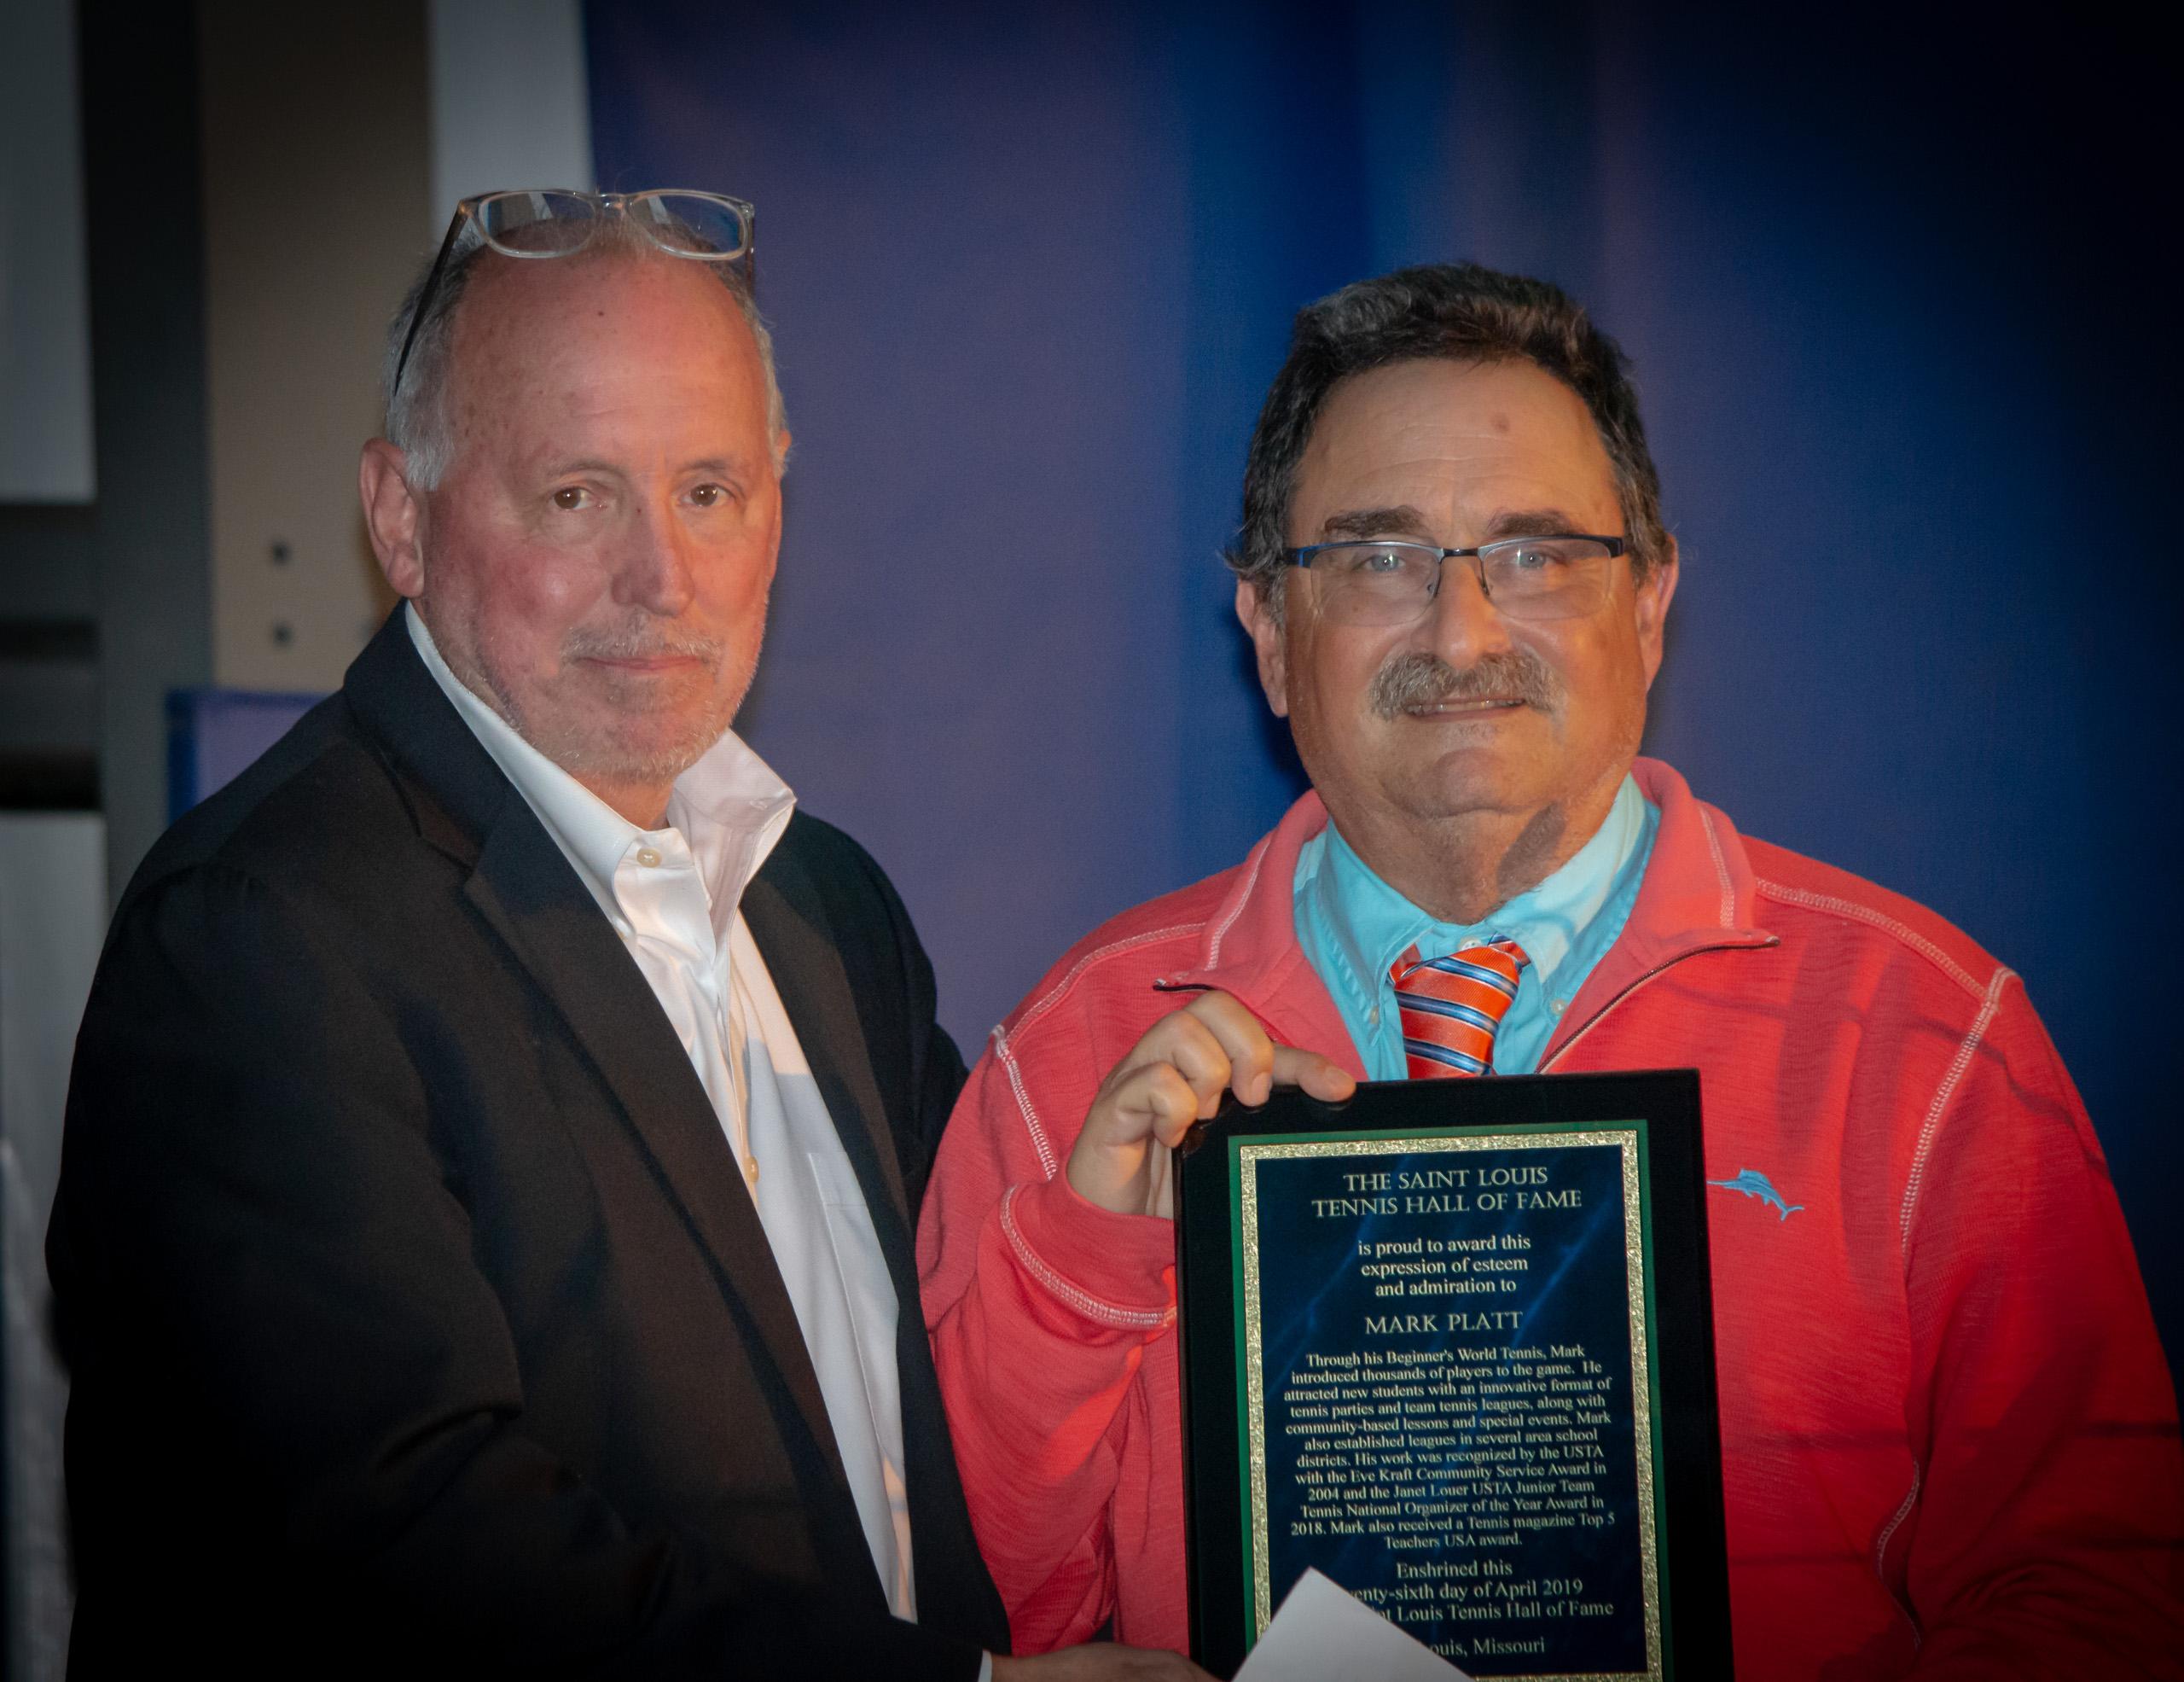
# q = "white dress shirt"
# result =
<box><xmin>406</xmin><ymin>608</ymin><xmax>917</xmax><ymax>1621</ymax></box>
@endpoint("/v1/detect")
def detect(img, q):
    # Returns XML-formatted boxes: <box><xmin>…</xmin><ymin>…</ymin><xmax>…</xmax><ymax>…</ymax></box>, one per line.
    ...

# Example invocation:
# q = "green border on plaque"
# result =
<box><xmin>1225</xmin><ymin>1120</ymin><xmax>1673</xmax><ymax>1679</ymax></box>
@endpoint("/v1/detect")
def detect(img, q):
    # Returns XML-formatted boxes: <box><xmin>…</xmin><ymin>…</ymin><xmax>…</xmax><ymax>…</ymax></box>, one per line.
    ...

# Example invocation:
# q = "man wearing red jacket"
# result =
<box><xmin>918</xmin><ymin>263</ymin><xmax>2184</xmax><ymax>1679</ymax></box>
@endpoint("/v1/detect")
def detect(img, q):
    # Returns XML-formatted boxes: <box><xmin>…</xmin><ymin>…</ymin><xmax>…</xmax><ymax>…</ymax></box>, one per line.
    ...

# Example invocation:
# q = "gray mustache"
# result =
<box><xmin>562</xmin><ymin>626</ymin><xmax>723</xmax><ymax>665</ymax></box>
<box><xmin>1368</xmin><ymin>649</ymin><xmax>1557</xmax><ymax>719</ymax></box>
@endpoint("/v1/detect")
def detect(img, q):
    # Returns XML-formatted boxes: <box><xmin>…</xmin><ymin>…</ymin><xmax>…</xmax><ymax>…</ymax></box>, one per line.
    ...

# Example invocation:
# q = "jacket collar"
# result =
<box><xmin>403</xmin><ymin>605</ymin><xmax>799</xmax><ymax>946</ymax></box>
<box><xmin>1541</xmin><ymin>759</ymin><xmax>1779</xmax><ymax>1066</ymax></box>
<box><xmin>1163</xmin><ymin>757</ymin><xmax>1776</xmax><ymax>1069</ymax></box>
<box><xmin>340</xmin><ymin>608</ymin><xmax>523</xmax><ymax>864</ymax></box>
<box><xmin>1156</xmin><ymin>794</ymin><xmax>1347</xmax><ymax>1056</ymax></box>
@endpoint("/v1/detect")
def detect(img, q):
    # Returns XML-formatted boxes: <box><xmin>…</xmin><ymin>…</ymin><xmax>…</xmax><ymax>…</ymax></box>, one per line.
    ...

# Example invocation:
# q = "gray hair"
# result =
<box><xmin>380</xmin><ymin>214</ymin><xmax>788</xmax><ymax>491</ymax></box>
<box><xmin>1233</xmin><ymin>262</ymin><xmax>1669</xmax><ymax>616</ymax></box>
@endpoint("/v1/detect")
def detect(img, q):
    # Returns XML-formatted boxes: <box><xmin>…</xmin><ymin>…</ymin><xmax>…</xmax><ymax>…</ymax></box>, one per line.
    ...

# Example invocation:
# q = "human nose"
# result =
<box><xmin>1414</xmin><ymin>553</ymin><xmax>1513</xmax><ymax>664</ymax></box>
<box><xmin>613</xmin><ymin>500</ymin><xmax>697</xmax><ymax>616</ymax></box>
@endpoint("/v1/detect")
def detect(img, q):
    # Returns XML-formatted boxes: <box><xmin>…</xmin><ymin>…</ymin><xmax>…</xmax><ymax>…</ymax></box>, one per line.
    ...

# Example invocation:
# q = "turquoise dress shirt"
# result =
<box><xmin>1293</xmin><ymin>775</ymin><xmax>1659</xmax><ymax>1079</ymax></box>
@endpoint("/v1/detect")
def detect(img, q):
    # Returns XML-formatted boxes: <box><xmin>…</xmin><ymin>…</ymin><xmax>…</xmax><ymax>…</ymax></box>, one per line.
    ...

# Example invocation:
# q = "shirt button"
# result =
<box><xmin>635</xmin><ymin>847</ymin><xmax>663</xmax><ymax>869</ymax></box>
<box><xmin>1550</xmin><ymin>997</ymin><xmax>1569</xmax><ymax>1015</ymax></box>
<box><xmin>1368</xmin><ymin>1006</ymin><xmax>1380</xmax><ymax>1027</ymax></box>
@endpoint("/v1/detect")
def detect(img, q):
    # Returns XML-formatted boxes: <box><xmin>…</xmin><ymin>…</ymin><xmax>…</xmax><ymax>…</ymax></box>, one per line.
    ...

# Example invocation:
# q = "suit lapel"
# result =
<box><xmin>341</xmin><ymin>614</ymin><xmax>857</xmax><ymax>1503</ymax></box>
<box><xmin>740</xmin><ymin>853</ymin><xmax>918</xmax><ymax>1304</ymax></box>
<box><xmin>459</xmin><ymin>805</ymin><xmax>857</xmax><ymax>1479</ymax></box>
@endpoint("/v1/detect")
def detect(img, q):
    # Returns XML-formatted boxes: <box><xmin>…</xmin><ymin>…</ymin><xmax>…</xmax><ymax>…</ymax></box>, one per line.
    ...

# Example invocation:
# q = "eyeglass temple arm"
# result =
<box><xmin>391</xmin><ymin>206</ymin><xmax>473</xmax><ymax>400</ymax></box>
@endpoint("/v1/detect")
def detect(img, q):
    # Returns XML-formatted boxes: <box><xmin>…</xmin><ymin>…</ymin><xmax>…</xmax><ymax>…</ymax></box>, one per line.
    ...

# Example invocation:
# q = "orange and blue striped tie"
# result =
<box><xmin>1391</xmin><ymin>939</ymin><xmax>1531</xmax><ymax>1078</ymax></box>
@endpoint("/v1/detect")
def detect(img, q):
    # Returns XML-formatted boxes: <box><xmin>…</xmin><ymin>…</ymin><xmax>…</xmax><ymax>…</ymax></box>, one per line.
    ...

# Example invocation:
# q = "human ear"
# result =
<box><xmin>1235</xmin><ymin>577</ymin><xmax>1290</xmax><ymax>719</ymax></box>
<box><xmin>1635</xmin><ymin>535</ymin><xmax>1680</xmax><ymax>689</ymax></box>
<box><xmin>359</xmin><ymin>439</ymin><xmax>427</xmax><ymax>599</ymax></box>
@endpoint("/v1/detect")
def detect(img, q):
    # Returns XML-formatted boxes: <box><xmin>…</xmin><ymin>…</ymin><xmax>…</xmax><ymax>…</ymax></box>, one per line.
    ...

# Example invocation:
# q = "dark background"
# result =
<box><xmin>584</xmin><ymin>3</ymin><xmax>2181</xmax><ymax>1365</ymax></box>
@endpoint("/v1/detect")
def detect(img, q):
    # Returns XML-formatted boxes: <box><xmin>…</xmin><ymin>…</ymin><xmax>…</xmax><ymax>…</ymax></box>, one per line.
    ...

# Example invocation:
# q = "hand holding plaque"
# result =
<box><xmin>1066</xmin><ymin>992</ymin><xmax>1356</xmax><ymax>1219</ymax></box>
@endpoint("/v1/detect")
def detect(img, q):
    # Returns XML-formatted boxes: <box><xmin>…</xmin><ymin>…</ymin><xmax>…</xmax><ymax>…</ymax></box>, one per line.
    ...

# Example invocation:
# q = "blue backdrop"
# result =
<box><xmin>583</xmin><ymin>3</ymin><xmax>2179</xmax><ymax>1364</ymax></box>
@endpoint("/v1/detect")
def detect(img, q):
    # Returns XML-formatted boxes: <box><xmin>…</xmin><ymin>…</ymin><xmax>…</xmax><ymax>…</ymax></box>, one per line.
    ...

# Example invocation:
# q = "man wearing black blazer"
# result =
<box><xmin>47</xmin><ymin>197</ymin><xmax>1204</xmax><ymax>1680</ymax></box>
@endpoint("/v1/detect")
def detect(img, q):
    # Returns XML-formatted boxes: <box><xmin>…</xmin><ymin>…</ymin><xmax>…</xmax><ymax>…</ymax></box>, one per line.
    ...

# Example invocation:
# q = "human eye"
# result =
<box><xmin>687</xmin><ymin>481</ymin><xmax>733</xmax><ymax>509</ymax></box>
<box><xmin>1499</xmin><ymin>538</ymin><xmax>1578</xmax><ymax>573</ymax></box>
<box><xmin>549</xmin><ymin>485</ymin><xmax>600</xmax><ymax>513</ymax></box>
<box><xmin>1326</xmin><ymin>542</ymin><xmax>1417</xmax><ymax>577</ymax></box>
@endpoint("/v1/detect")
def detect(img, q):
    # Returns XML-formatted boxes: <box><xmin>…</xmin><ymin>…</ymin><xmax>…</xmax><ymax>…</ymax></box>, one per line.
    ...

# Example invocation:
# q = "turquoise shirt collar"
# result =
<box><xmin>1294</xmin><ymin>775</ymin><xmax>1658</xmax><ymax>1079</ymax></box>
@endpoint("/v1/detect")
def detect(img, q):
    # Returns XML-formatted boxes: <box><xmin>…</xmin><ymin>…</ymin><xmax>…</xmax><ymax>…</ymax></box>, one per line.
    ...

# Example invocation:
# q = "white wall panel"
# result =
<box><xmin>430</xmin><ymin>0</ymin><xmax>594</xmax><ymax>220</ymax></box>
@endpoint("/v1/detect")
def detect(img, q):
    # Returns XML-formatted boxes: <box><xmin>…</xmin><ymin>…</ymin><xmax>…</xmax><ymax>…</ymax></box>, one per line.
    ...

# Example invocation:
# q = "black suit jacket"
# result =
<box><xmin>47</xmin><ymin>616</ymin><xmax>1008</xmax><ymax>1678</ymax></box>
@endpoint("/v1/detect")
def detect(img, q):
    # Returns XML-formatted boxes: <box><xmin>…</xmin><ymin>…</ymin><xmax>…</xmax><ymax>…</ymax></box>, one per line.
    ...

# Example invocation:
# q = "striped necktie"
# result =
<box><xmin>1391</xmin><ymin>939</ymin><xmax>1531</xmax><ymax>1078</ymax></box>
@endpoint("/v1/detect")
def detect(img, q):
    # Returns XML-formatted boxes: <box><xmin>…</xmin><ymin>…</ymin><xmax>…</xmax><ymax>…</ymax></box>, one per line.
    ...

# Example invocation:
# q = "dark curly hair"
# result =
<box><xmin>1233</xmin><ymin>262</ymin><xmax>1668</xmax><ymax>614</ymax></box>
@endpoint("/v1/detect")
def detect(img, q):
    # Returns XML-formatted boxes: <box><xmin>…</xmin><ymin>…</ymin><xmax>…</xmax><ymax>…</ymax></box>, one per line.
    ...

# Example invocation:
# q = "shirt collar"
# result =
<box><xmin>1309</xmin><ymin>773</ymin><xmax>1651</xmax><ymax>991</ymax></box>
<box><xmin>405</xmin><ymin>605</ymin><xmax>795</xmax><ymax>938</ymax></box>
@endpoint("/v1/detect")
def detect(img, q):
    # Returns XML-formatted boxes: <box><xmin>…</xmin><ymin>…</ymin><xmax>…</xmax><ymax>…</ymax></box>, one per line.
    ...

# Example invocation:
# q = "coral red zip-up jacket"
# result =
<box><xmin>918</xmin><ymin>759</ymin><xmax>2184</xmax><ymax>1679</ymax></box>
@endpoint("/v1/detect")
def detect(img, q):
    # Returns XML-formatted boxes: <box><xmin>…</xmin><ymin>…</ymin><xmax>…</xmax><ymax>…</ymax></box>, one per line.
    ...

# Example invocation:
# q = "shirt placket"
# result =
<box><xmin>616</xmin><ymin>834</ymin><xmax>756</xmax><ymax>1189</ymax></box>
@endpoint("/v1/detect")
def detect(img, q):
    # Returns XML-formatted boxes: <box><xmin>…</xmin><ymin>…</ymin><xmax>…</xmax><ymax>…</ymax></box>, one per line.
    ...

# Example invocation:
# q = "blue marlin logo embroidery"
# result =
<box><xmin>1707</xmin><ymin>1169</ymin><xmax>1804</xmax><ymax>1221</ymax></box>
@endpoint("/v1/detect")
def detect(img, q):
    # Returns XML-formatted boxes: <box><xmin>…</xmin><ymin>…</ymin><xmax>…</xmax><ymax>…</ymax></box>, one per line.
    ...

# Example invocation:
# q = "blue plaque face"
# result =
<box><xmin>1235</xmin><ymin>1129</ymin><xmax>1658</xmax><ymax>1674</ymax></box>
<box><xmin>1175</xmin><ymin>1076</ymin><xmax>1729</xmax><ymax>1680</ymax></box>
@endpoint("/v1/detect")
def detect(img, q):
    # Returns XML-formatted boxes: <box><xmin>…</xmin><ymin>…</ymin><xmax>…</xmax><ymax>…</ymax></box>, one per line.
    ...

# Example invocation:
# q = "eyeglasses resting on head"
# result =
<box><xmin>391</xmin><ymin>189</ymin><xmax>756</xmax><ymax>399</ymax></box>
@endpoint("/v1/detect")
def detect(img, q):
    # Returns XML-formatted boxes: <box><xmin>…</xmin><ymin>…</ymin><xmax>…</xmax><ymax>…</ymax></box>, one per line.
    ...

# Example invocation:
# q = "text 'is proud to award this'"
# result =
<box><xmin>1174</xmin><ymin>1070</ymin><xmax>1732</xmax><ymax>1679</ymax></box>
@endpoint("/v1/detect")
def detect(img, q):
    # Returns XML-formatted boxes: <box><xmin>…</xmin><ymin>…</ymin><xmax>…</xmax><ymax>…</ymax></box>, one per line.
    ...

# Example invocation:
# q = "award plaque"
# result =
<box><xmin>1174</xmin><ymin>1070</ymin><xmax>1730</xmax><ymax>1679</ymax></box>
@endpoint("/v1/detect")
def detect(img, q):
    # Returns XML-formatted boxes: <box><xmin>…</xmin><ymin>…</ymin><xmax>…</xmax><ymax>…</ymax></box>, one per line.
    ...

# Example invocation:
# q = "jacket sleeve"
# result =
<box><xmin>1893</xmin><ymin>982</ymin><xmax>2184</xmax><ymax>1679</ymax></box>
<box><xmin>917</xmin><ymin>1015</ymin><xmax>1177</xmax><ymax>1653</ymax></box>
<box><xmin>48</xmin><ymin>862</ymin><xmax>983</xmax><ymax>1681</ymax></box>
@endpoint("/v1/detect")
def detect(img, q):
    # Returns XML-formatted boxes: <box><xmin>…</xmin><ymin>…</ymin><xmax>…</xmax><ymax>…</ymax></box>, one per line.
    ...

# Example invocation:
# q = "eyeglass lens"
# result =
<box><xmin>474</xmin><ymin>190</ymin><xmax>601</xmax><ymax>256</ymax></box>
<box><xmin>1314</xmin><ymin>540</ymin><xmax>1613</xmax><ymax>626</ymax></box>
<box><xmin>628</xmin><ymin>192</ymin><xmax>752</xmax><ymax>259</ymax></box>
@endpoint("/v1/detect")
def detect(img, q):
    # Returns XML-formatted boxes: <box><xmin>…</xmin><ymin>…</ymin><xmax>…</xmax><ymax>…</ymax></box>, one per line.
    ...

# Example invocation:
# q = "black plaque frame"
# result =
<box><xmin>1174</xmin><ymin>1070</ymin><xmax>1730</xmax><ymax>1679</ymax></box>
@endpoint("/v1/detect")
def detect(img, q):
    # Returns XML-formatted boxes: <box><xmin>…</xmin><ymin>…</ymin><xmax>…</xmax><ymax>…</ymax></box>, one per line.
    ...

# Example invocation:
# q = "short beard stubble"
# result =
<box><xmin>464</xmin><ymin>614</ymin><xmax>761</xmax><ymax>793</ymax></box>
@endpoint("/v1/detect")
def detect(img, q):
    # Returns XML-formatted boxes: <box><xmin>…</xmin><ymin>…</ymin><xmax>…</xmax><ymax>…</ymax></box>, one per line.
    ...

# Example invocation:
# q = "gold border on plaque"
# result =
<box><xmin>1236</xmin><ymin>1128</ymin><xmax>1663</xmax><ymax>1681</ymax></box>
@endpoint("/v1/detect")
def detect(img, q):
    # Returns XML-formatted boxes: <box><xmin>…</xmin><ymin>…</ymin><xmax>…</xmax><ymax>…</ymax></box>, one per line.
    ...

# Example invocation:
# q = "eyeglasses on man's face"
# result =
<box><xmin>392</xmin><ymin>189</ymin><xmax>756</xmax><ymax>399</ymax></box>
<box><xmin>1284</xmin><ymin>534</ymin><xmax>1627</xmax><ymax>627</ymax></box>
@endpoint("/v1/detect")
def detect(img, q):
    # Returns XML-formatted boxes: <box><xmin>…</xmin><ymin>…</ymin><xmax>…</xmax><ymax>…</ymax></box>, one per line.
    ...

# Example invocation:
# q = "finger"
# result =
<box><xmin>1068</xmin><ymin>1062</ymin><xmax>1201</xmax><ymax>1216</ymax></box>
<box><xmin>1271</xmin><ymin>1045</ymin><xmax>1357</xmax><ymax>1101</ymax></box>
<box><xmin>1182</xmin><ymin>991</ymin><xmax>1277</xmax><ymax>1106</ymax></box>
<box><xmin>1111</xmin><ymin>1009</ymin><xmax>1238</xmax><ymax>1120</ymax></box>
<box><xmin>1161</xmin><ymin>1013</ymin><xmax>1242</xmax><ymax>1118</ymax></box>
<box><xmin>1091</xmin><ymin>1062</ymin><xmax>1202</xmax><ymax>1157</ymax></box>
<box><xmin>1126</xmin><ymin>1062</ymin><xmax>1214</xmax><ymax>1153</ymax></box>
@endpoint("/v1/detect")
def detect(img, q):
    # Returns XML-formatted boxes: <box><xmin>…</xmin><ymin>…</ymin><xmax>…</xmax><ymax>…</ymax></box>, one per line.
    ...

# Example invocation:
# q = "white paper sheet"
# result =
<box><xmin>1232</xmin><ymin>1569</ymin><xmax>1472</xmax><ymax>1682</ymax></box>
